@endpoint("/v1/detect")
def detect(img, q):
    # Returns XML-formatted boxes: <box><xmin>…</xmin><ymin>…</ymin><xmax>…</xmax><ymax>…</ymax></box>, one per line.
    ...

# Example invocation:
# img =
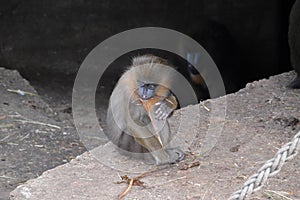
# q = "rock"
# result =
<box><xmin>10</xmin><ymin>71</ymin><xmax>300</xmax><ymax>200</ymax></box>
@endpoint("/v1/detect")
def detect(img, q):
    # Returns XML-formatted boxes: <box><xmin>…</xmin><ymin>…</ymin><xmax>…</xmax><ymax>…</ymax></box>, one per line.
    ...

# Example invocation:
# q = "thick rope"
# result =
<box><xmin>229</xmin><ymin>130</ymin><xmax>300</xmax><ymax>200</ymax></box>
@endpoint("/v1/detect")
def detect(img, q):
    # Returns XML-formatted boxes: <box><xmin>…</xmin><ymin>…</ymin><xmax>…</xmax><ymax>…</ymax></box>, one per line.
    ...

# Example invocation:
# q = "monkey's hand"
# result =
<box><xmin>154</xmin><ymin>101</ymin><xmax>173</xmax><ymax>120</ymax></box>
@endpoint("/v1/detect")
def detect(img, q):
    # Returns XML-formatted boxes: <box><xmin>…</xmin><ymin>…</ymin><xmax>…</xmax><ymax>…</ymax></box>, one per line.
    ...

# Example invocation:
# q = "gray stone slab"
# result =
<box><xmin>10</xmin><ymin>71</ymin><xmax>300</xmax><ymax>200</ymax></box>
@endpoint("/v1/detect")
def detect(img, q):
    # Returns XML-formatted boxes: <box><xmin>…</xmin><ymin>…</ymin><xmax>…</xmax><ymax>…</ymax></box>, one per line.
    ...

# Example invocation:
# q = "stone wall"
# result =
<box><xmin>0</xmin><ymin>0</ymin><xmax>294</xmax><ymax>84</ymax></box>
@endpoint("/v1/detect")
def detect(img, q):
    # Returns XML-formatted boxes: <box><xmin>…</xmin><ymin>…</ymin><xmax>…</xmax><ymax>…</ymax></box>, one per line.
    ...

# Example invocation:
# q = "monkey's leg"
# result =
<box><xmin>128</xmin><ymin>89</ymin><xmax>184</xmax><ymax>164</ymax></box>
<box><xmin>106</xmin><ymin>105</ymin><xmax>148</xmax><ymax>157</ymax></box>
<box><xmin>128</xmin><ymin>124</ymin><xmax>172</xmax><ymax>165</ymax></box>
<box><xmin>124</xmin><ymin>100</ymin><xmax>170</xmax><ymax>164</ymax></box>
<box><xmin>133</xmin><ymin>95</ymin><xmax>184</xmax><ymax>164</ymax></box>
<box><xmin>128</xmin><ymin>106</ymin><xmax>182</xmax><ymax>164</ymax></box>
<box><xmin>148</xmin><ymin>105</ymin><xmax>185</xmax><ymax>164</ymax></box>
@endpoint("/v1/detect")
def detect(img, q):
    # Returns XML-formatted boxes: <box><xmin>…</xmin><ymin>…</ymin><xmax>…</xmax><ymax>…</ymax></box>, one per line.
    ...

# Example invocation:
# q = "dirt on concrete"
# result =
<box><xmin>5</xmin><ymin>70</ymin><xmax>300</xmax><ymax>200</ymax></box>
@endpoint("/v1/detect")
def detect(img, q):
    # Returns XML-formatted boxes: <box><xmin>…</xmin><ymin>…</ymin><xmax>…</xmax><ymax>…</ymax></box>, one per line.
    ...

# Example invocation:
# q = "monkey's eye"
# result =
<box><xmin>147</xmin><ymin>84</ymin><xmax>156</xmax><ymax>90</ymax></box>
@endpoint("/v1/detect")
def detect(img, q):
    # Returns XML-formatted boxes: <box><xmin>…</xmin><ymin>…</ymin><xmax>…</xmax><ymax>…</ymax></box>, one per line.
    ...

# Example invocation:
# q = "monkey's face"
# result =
<box><xmin>137</xmin><ymin>83</ymin><xmax>157</xmax><ymax>100</ymax></box>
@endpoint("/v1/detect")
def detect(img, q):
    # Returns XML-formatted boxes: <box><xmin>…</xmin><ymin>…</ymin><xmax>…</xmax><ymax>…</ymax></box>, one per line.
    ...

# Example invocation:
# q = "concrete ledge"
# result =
<box><xmin>10</xmin><ymin>72</ymin><xmax>300</xmax><ymax>200</ymax></box>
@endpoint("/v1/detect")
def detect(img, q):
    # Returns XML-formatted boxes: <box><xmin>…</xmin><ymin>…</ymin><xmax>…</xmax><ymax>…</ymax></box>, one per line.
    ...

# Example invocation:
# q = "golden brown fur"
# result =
<box><xmin>106</xmin><ymin>55</ymin><xmax>184</xmax><ymax>165</ymax></box>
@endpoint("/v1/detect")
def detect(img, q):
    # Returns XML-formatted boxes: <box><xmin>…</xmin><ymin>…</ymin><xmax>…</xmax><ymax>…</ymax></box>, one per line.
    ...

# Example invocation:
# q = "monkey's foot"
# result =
<box><xmin>166</xmin><ymin>148</ymin><xmax>185</xmax><ymax>164</ymax></box>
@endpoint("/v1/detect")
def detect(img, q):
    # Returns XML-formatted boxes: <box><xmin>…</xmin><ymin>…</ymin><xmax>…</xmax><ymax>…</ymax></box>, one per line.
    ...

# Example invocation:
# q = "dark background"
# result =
<box><xmin>0</xmin><ymin>0</ymin><xmax>296</xmax><ymax>94</ymax></box>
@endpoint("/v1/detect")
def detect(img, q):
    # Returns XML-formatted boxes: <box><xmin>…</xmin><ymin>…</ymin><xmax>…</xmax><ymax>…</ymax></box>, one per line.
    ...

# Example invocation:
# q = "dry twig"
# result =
<box><xmin>179</xmin><ymin>161</ymin><xmax>200</xmax><ymax>170</ymax></box>
<box><xmin>15</xmin><ymin>119</ymin><xmax>61</xmax><ymax>129</ymax></box>
<box><xmin>200</xmin><ymin>101</ymin><xmax>210</xmax><ymax>112</ymax></box>
<box><xmin>8</xmin><ymin>112</ymin><xmax>61</xmax><ymax>129</ymax></box>
<box><xmin>263</xmin><ymin>190</ymin><xmax>293</xmax><ymax>200</ymax></box>
<box><xmin>116</xmin><ymin>173</ymin><xmax>147</xmax><ymax>200</ymax></box>
<box><xmin>7</xmin><ymin>89</ymin><xmax>38</xmax><ymax>96</ymax></box>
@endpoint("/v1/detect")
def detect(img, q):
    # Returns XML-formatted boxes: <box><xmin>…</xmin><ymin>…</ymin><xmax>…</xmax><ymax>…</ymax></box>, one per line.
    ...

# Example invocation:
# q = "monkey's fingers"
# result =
<box><xmin>157</xmin><ymin>109</ymin><xmax>172</xmax><ymax>120</ymax></box>
<box><xmin>154</xmin><ymin>107</ymin><xmax>166</xmax><ymax>119</ymax></box>
<box><xmin>154</xmin><ymin>102</ymin><xmax>172</xmax><ymax>120</ymax></box>
<box><xmin>155</xmin><ymin>110</ymin><xmax>168</xmax><ymax>120</ymax></box>
<box><xmin>158</xmin><ymin>111</ymin><xmax>169</xmax><ymax>120</ymax></box>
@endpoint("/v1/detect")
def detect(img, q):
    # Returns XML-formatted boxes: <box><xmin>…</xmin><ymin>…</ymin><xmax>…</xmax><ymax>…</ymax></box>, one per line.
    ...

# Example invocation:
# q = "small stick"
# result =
<box><xmin>199</xmin><ymin>101</ymin><xmax>210</xmax><ymax>112</ymax></box>
<box><xmin>264</xmin><ymin>190</ymin><xmax>293</xmax><ymax>200</ymax></box>
<box><xmin>15</xmin><ymin>120</ymin><xmax>61</xmax><ymax>129</ymax></box>
<box><xmin>118</xmin><ymin>178</ymin><xmax>134</xmax><ymax>200</ymax></box>
<box><xmin>7</xmin><ymin>89</ymin><xmax>38</xmax><ymax>96</ymax></box>
<box><xmin>116</xmin><ymin>167</ymin><xmax>156</xmax><ymax>199</ymax></box>
<box><xmin>0</xmin><ymin>175</ymin><xmax>19</xmax><ymax>180</ymax></box>
<box><xmin>0</xmin><ymin>134</ymin><xmax>11</xmax><ymax>142</ymax></box>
